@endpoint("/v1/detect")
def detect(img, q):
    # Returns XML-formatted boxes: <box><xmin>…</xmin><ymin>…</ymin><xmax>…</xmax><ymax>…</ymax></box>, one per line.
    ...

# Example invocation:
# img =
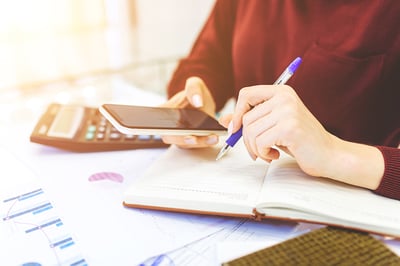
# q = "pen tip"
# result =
<box><xmin>215</xmin><ymin>152</ymin><xmax>223</xmax><ymax>161</ymax></box>
<box><xmin>215</xmin><ymin>145</ymin><xmax>229</xmax><ymax>161</ymax></box>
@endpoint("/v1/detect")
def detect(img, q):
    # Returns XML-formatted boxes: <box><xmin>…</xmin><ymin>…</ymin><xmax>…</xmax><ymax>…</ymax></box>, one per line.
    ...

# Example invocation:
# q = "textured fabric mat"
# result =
<box><xmin>222</xmin><ymin>227</ymin><xmax>400</xmax><ymax>266</ymax></box>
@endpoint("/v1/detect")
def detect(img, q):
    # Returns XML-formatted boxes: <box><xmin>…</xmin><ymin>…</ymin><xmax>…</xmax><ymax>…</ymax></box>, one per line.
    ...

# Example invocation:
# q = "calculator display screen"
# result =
<box><xmin>47</xmin><ymin>106</ymin><xmax>84</xmax><ymax>139</ymax></box>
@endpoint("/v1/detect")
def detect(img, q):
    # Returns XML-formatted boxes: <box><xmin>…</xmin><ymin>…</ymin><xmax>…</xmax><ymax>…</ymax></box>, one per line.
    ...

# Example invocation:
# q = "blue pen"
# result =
<box><xmin>215</xmin><ymin>57</ymin><xmax>302</xmax><ymax>160</ymax></box>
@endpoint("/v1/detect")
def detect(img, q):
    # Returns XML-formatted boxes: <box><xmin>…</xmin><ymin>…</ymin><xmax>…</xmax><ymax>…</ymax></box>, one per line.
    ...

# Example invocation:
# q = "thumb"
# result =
<box><xmin>184</xmin><ymin>77</ymin><xmax>205</xmax><ymax>108</ymax></box>
<box><xmin>184</xmin><ymin>77</ymin><xmax>216</xmax><ymax>117</ymax></box>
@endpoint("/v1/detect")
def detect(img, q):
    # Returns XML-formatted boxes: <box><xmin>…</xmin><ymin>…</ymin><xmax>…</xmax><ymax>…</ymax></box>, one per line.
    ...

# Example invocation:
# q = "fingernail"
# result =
<box><xmin>227</xmin><ymin>121</ymin><xmax>233</xmax><ymax>135</ymax></box>
<box><xmin>192</xmin><ymin>94</ymin><xmax>203</xmax><ymax>108</ymax></box>
<box><xmin>184</xmin><ymin>136</ymin><xmax>197</xmax><ymax>145</ymax></box>
<box><xmin>206</xmin><ymin>135</ymin><xmax>218</xmax><ymax>145</ymax></box>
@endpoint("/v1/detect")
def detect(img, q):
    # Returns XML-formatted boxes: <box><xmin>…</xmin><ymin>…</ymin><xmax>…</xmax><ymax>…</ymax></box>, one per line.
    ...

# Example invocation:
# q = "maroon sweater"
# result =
<box><xmin>167</xmin><ymin>0</ymin><xmax>400</xmax><ymax>200</ymax></box>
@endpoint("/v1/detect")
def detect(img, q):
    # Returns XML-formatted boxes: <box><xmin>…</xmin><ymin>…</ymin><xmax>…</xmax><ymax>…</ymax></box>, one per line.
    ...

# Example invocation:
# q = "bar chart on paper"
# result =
<box><xmin>0</xmin><ymin>147</ymin><xmax>87</xmax><ymax>266</ymax></box>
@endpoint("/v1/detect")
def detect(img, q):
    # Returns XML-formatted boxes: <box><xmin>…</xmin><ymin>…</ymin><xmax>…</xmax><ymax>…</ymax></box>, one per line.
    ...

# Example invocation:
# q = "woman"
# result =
<box><xmin>161</xmin><ymin>1</ymin><xmax>400</xmax><ymax>200</ymax></box>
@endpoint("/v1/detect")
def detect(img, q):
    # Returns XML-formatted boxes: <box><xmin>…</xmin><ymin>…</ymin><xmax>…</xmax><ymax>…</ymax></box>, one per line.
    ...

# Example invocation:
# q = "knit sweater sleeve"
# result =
<box><xmin>374</xmin><ymin>146</ymin><xmax>400</xmax><ymax>200</ymax></box>
<box><xmin>166</xmin><ymin>0</ymin><xmax>237</xmax><ymax>111</ymax></box>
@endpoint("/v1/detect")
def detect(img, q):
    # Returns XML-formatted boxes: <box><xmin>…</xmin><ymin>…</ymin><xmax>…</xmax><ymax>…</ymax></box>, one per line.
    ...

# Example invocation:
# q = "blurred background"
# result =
<box><xmin>0</xmin><ymin>0</ymin><xmax>214</xmax><ymax>97</ymax></box>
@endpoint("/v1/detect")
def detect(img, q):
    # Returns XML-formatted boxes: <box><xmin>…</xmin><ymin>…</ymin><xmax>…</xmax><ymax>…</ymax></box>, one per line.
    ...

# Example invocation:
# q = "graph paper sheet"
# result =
<box><xmin>0</xmin><ymin>146</ymin><xmax>87</xmax><ymax>265</ymax></box>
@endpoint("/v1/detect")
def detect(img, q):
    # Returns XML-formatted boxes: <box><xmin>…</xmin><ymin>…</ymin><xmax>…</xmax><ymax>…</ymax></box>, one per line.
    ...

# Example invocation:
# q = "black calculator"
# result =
<box><xmin>30</xmin><ymin>103</ymin><xmax>169</xmax><ymax>152</ymax></box>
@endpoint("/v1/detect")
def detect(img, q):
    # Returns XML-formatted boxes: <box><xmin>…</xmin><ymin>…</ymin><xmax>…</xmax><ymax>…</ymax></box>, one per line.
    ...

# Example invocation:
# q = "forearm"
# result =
<box><xmin>167</xmin><ymin>0</ymin><xmax>236</xmax><ymax>111</ymax></box>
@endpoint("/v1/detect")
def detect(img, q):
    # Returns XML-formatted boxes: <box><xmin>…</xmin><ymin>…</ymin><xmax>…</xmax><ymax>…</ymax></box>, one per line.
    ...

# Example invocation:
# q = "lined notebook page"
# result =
<box><xmin>124</xmin><ymin>141</ymin><xmax>268</xmax><ymax>214</ymax></box>
<box><xmin>256</xmin><ymin>155</ymin><xmax>400</xmax><ymax>235</ymax></box>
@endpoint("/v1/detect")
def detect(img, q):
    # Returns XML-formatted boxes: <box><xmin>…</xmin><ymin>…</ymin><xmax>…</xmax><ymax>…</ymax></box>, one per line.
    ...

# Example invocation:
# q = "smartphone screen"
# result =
<box><xmin>99</xmin><ymin>104</ymin><xmax>227</xmax><ymax>136</ymax></box>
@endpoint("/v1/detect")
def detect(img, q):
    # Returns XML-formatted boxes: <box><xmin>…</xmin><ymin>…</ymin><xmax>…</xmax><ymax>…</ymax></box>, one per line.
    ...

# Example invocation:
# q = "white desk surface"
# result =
<box><xmin>1</xmin><ymin>77</ymin><xmax>399</xmax><ymax>265</ymax></box>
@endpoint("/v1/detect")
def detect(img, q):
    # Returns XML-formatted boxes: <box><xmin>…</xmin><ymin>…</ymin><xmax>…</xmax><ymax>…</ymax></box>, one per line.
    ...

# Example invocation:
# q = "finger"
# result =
<box><xmin>242</xmin><ymin>100</ymin><xmax>273</xmax><ymax>127</ymax></box>
<box><xmin>243</xmin><ymin>136</ymin><xmax>258</xmax><ymax>161</ymax></box>
<box><xmin>184</xmin><ymin>77</ymin><xmax>205</xmax><ymax>108</ymax></box>
<box><xmin>231</xmin><ymin>85</ymin><xmax>279</xmax><ymax>134</ymax></box>
<box><xmin>242</xmin><ymin>111</ymin><xmax>278</xmax><ymax>162</ymax></box>
<box><xmin>253</xmin><ymin>124</ymin><xmax>283</xmax><ymax>158</ymax></box>
<box><xmin>218</xmin><ymin>113</ymin><xmax>233</xmax><ymax>128</ymax></box>
<box><xmin>258</xmin><ymin>146</ymin><xmax>279</xmax><ymax>162</ymax></box>
<box><xmin>241</xmin><ymin>122</ymin><xmax>258</xmax><ymax>160</ymax></box>
<box><xmin>184</xmin><ymin>77</ymin><xmax>216</xmax><ymax>117</ymax></box>
<box><xmin>242</xmin><ymin>115</ymin><xmax>259</xmax><ymax>160</ymax></box>
<box><xmin>159</xmin><ymin>90</ymin><xmax>190</xmax><ymax>108</ymax></box>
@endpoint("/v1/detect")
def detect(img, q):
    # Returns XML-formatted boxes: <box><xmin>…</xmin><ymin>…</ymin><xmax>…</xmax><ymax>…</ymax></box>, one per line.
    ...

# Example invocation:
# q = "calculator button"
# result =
<box><xmin>87</xmin><ymin>125</ymin><xmax>96</xmax><ymax>132</ymax></box>
<box><xmin>85</xmin><ymin>132</ymin><xmax>95</xmax><ymax>140</ymax></box>
<box><xmin>153</xmin><ymin>135</ymin><xmax>162</xmax><ymax>140</ymax></box>
<box><xmin>124</xmin><ymin>134</ymin><xmax>136</xmax><ymax>140</ymax></box>
<box><xmin>99</xmin><ymin>120</ymin><xmax>107</xmax><ymax>127</ymax></box>
<box><xmin>137</xmin><ymin>135</ymin><xmax>151</xmax><ymax>141</ymax></box>
<box><xmin>96</xmin><ymin>133</ymin><xmax>105</xmax><ymax>140</ymax></box>
<box><xmin>109</xmin><ymin>132</ymin><xmax>121</xmax><ymax>140</ymax></box>
<box><xmin>97</xmin><ymin>126</ymin><xmax>106</xmax><ymax>132</ymax></box>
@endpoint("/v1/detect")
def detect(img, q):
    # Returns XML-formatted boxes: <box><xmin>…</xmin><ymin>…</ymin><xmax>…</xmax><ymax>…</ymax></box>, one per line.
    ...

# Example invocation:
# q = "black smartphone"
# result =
<box><xmin>99</xmin><ymin>104</ymin><xmax>227</xmax><ymax>136</ymax></box>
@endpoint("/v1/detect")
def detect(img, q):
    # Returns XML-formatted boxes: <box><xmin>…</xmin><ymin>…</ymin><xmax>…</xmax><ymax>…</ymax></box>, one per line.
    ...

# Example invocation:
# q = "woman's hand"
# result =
<box><xmin>220</xmin><ymin>84</ymin><xmax>384</xmax><ymax>190</ymax></box>
<box><xmin>160</xmin><ymin>77</ymin><xmax>220</xmax><ymax>148</ymax></box>
<box><xmin>220</xmin><ymin>85</ymin><xmax>337</xmax><ymax>177</ymax></box>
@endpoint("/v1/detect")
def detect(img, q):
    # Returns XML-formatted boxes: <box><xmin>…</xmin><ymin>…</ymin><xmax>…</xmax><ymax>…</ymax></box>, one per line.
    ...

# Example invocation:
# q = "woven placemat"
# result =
<box><xmin>222</xmin><ymin>227</ymin><xmax>400</xmax><ymax>266</ymax></box>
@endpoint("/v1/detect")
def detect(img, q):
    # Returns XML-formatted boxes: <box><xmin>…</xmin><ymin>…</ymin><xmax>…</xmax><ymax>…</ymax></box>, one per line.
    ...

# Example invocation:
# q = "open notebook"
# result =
<box><xmin>123</xmin><ymin>141</ymin><xmax>400</xmax><ymax>238</ymax></box>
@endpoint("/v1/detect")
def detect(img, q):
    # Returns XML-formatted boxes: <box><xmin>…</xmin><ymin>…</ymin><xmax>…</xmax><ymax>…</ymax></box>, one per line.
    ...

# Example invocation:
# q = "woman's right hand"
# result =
<box><xmin>160</xmin><ymin>77</ymin><xmax>220</xmax><ymax>148</ymax></box>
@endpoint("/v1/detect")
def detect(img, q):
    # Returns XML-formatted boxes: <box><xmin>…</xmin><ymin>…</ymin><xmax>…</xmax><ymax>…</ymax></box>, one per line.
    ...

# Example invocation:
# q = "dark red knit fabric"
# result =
<box><xmin>375</xmin><ymin>146</ymin><xmax>400</xmax><ymax>200</ymax></box>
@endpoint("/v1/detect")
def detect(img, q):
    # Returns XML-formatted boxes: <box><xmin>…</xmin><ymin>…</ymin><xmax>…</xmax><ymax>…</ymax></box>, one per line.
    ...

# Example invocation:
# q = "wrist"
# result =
<box><xmin>322</xmin><ymin>137</ymin><xmax>384</xmax><ymax>190</ymax></box>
